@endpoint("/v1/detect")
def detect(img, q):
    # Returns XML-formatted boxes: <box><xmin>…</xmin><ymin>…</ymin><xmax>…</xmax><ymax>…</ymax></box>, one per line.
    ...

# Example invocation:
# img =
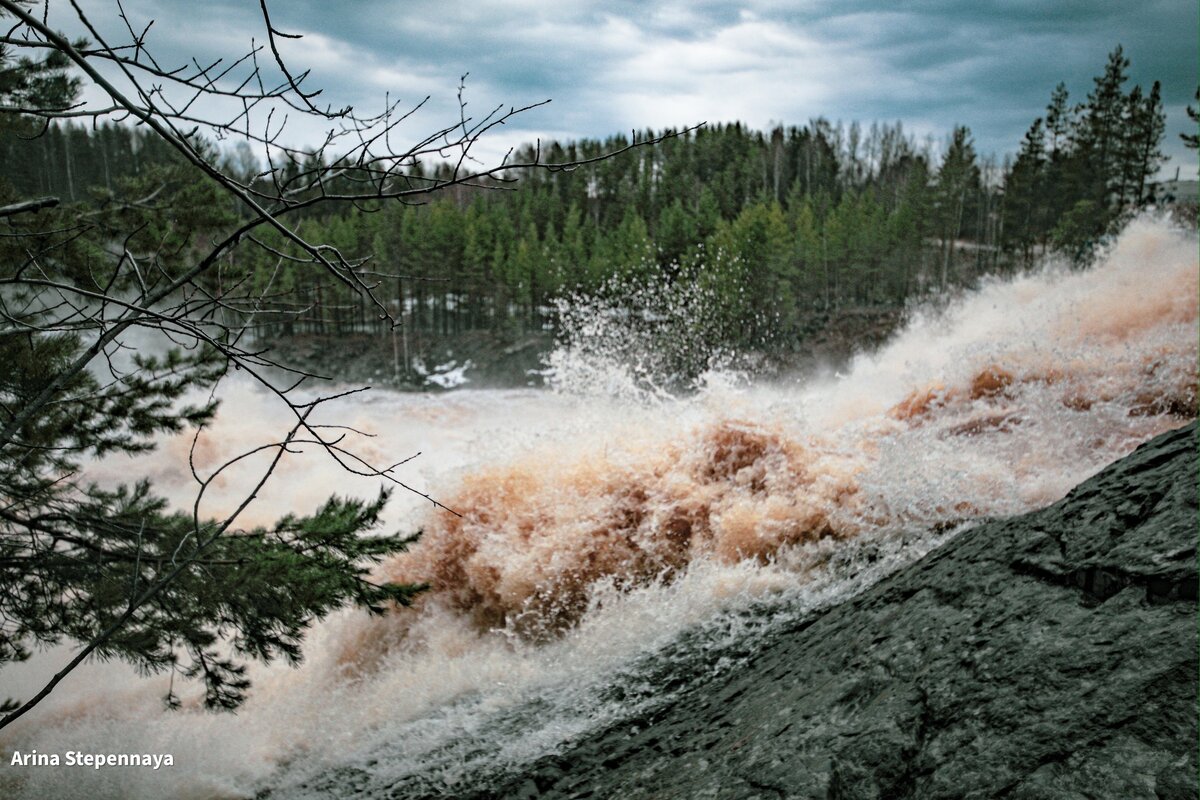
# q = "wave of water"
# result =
<box><xmin>0</xmin><ymin>216</ymin><xmax>1195</xmax><ymax>799</ymax></box>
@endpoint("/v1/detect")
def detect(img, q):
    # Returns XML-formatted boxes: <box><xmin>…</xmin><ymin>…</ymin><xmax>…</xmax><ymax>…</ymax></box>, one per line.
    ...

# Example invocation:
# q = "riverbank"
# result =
<box><xmin>260</xmin><ymin>307</ymin><xmax>906</xmax><ymax>391</ymax></box>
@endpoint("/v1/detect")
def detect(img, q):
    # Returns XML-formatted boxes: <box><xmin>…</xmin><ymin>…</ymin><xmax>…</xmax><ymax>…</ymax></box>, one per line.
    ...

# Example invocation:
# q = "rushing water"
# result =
<box><xmin>1</xmin><ymin>217</ymin><xmax>1196</xmax><ymax>799</ymax></box>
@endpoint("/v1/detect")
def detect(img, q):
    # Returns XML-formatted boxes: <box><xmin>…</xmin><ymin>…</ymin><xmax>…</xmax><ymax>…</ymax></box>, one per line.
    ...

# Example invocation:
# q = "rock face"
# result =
<box><xmin>487</xmin><ymin>422</ymin><xmax>1199</xmax><ymax>799</ymax></box>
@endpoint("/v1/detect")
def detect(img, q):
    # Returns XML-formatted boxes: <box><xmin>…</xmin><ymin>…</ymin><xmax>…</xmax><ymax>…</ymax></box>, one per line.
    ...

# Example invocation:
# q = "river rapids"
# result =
<box><xmin>0</xmin><ymin>216</ymin><xmax>1196</xmax><ymax>799</ymax></box>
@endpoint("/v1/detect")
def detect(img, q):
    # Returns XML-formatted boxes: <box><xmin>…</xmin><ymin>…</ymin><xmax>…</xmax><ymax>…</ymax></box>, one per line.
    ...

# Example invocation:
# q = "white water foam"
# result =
<box><xmin>1</xmin><ymin>216</ymin><xmax>1195</xmax><ymax>799</ymax></box>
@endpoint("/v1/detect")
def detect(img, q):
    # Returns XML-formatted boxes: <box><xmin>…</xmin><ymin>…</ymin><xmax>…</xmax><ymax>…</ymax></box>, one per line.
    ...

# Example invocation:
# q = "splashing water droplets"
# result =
<box><xmin>2</xmin><ymin>216</ymin><xmax>1196</xmax><ymax>800</ymax></box>
<box><xmin>540</xmin><ymin>274</ymin><xmax>755</xmax><ymax>402</ymax></box>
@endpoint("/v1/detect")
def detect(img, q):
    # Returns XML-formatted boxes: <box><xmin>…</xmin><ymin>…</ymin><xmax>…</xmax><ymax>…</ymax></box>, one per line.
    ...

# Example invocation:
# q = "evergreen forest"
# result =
<box><xmin>0</xmin><ymin>47</ymin><xmax>1185</xmax><ymax>367</ymax></box>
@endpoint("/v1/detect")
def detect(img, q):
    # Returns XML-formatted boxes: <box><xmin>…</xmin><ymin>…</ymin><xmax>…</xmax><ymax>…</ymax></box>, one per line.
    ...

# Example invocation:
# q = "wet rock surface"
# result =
<box><xmin>470</xmin><ymin>422</ymin><xmax>1198</xmax><ymax>799</ymax></box>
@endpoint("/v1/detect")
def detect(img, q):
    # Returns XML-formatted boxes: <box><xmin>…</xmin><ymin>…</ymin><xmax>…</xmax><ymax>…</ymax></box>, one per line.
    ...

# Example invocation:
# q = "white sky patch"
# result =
<box><xmin>597</xmin><ymin>16</ymin><xmax>877</xmax><ymax>131</ymax></box>
<box><xmin>647</xmin><ymin>3</ymin><xmax>716</xmax><ymax>34</ymax></box>
<box><xmin>271</xmin><ymin>28</ymin><xmax>454</xmax><ymax>101</ymax></box>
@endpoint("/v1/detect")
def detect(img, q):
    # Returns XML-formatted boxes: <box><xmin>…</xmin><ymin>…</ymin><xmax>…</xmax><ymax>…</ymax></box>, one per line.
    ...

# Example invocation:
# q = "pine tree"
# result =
<box><xmin>1078</xmin><ymin>46</ymin><xmax>1131</xmax><ymax>207</ymax></box>
<box><xmin>1181</xmin><ymin>87</ymin><xmax>1199</xmax><ymax>151</ymax></box>
<box><xmin>932</xmin><ymin>126</ymin><xmax>980</xmax><ymax>289</ymax></box>
<box><xmin>0</xmin><ymin>3</ymin><xmax>620</xmax><ymax>726</ymax></box>
<box><xmin>1003</xmin><ymin>118</ymin><xmax>1048</xmax><ymax>262</ymax></box>
<box><xmin>0</xmin><ymin>166</ymin><xmax>427</xmax><ymax>722</ymax></box>
<box><xmin>655</xmin><ymin>198</ymin><xmax>696</xmax><ymax>273</ymax></box>
<box><xmin>1124</xmin><ymin>81</ymin><xmax>1166</xmax><ymax>206</ymax></box>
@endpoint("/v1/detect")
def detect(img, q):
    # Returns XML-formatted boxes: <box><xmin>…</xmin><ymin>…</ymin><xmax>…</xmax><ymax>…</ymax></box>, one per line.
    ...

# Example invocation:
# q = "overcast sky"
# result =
<box><xmin>62</xmin><ymin>0</ymin><xmax>1199</xmax><ymax>176</ymax></box>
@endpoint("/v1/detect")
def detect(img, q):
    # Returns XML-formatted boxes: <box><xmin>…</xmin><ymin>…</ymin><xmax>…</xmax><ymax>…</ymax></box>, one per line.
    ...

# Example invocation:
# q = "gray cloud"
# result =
<box><xmin>60</xmin><ymin>0</ymin><xmax>1199</xmax><ymax>173</ymax></box>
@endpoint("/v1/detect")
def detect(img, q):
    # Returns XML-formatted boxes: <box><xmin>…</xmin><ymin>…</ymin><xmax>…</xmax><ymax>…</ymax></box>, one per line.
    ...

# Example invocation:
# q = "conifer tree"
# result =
<box><xmin>0</xmin><ymin>0</ymin><xmax>678</xmax><ymax>728</ymax></box>
<box><xmin>1003</xmin><ymin>118</ymin><xmax>1048</xmax><ymax>261</ymax></box>
<box><xmin>932</xmin><ymin>126</ymin><xmax>980</xmax><ymax>289</ymax></box>
<box><xmin>1181</xmin><ymin>87</ymin><xmax>1199</xmax><ymax>150</ymax></box>
<box><xmin>1079</xmin><ymin>46</ymin><xmax>1131</xmax><ymax>206</ymax></box>
<box><xmin>1124</xmin><ymin>81</ymin><xmax>1166</xmax><ymax>206</ymax></box>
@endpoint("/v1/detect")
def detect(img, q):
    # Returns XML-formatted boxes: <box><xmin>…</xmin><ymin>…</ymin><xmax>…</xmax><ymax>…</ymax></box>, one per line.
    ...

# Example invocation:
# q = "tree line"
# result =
<box><xmin>0</xmin><ymin>47</ymin><xmax>1178</xmax><ymax>356</ymax></box>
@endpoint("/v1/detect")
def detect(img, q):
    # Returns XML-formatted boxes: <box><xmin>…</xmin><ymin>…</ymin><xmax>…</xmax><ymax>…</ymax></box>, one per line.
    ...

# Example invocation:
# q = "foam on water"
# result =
<box><xmin>0</xmin><ymin>216</ymin><xmax>1195</xmax><ymax>799</ymax></box>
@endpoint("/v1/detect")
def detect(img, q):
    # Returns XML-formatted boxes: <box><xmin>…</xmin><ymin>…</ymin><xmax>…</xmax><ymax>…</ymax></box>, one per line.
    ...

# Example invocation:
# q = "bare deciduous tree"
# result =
<box><xmin>0</xmin><ymin>0</ymin><xmax>694</xmax><ymax>729</ymax></box>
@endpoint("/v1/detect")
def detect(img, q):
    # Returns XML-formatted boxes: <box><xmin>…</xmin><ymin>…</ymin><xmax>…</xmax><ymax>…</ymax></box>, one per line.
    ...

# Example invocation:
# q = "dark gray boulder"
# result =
<box><xmin>492</xmin><ymin>422</ymin><xmax>1198</xmax><ymax>799</ymax></box>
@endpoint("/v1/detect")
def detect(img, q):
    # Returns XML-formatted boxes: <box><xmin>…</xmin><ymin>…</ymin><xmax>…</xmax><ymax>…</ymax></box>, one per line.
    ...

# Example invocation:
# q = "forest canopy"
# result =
<box><xmin>2</xmin><ymin>47</ymin><xmax>1179</xmax><ymax>358</ymax></box>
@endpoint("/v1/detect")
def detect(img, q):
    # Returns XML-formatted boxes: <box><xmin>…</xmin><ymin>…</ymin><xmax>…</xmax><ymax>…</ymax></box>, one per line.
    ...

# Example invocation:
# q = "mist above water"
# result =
<box><xmin>1</xmin><ymin>216</ymin><xmax>1195</xmax><ymax>799</ymax></box>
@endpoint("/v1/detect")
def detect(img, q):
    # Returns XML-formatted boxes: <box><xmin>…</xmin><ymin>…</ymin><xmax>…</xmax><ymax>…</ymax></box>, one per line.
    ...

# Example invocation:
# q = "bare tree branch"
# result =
<box><xmin>0</xmin><ymin>0</ymin><xmax>699</xmax><ymax>726</ymax></box>
<box><xmin>0</xmin><ymin>195</ymin><xmax>58</xmax><ymax>217</ymax></box>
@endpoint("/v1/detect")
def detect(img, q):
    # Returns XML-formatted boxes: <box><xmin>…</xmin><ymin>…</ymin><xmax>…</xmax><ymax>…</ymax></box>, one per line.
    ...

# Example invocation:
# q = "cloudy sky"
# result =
<box><xmin>61</xmin><ymin>0</ymin><xmax>1199</xmax><ymax>175</ymax></box>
